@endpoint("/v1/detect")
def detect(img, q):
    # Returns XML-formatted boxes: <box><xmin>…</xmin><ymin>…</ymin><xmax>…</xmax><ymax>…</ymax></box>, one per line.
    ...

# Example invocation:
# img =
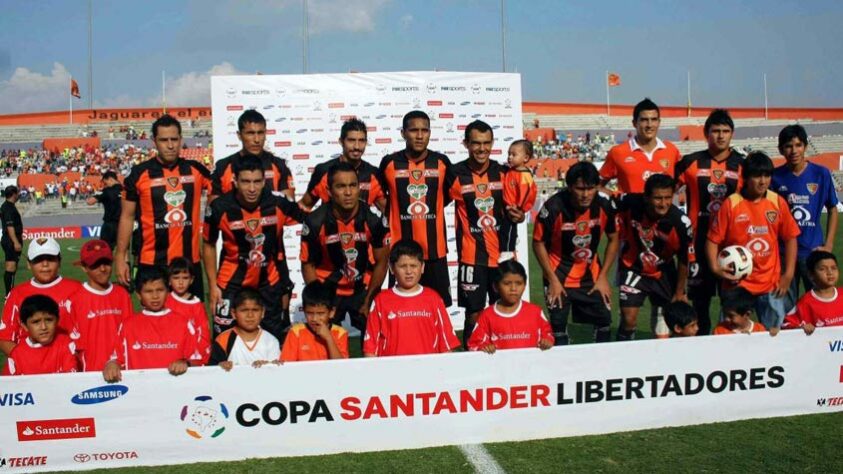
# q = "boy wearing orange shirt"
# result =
<box><xmin>280</xmin><ymin>281</ymin><xmax>348</xmax><ymax>362</ymax></box>
<box><xmin>500</xmin><ymin>140</ymin><xmax>538</xmax><ymax>262</ymax></box>
<box><xmin>713</xmin><ymin>287</ymin><xmax>767</xmax><ymax>335</ymax></box>
<box><xmin>706</xmin><ymin>152</ymin><xmax>800</xmax><ymax>333</ymax></box>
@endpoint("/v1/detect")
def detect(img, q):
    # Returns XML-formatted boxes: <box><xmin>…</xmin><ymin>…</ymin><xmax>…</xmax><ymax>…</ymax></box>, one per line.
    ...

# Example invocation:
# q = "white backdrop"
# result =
<box><xmin>210</xmin><ymin>72</ymin><xmax>527</xmax><ymax>327</ymax></box>
<box><xmin>1</xmin><ymin>328</ymin><xmax>841</xmax><ymax>472</ymax></box>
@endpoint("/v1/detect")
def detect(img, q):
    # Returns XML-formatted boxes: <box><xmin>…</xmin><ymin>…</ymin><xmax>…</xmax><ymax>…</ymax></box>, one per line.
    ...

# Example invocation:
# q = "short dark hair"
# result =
<box><xmin>340</xmin><ymin>118</ymin><xmax>367</xmax><ymax>141</ymax></box>
<box><xmin>151</xmin><ymin>114</ymin><xmax>182</xmax><ymax>138</ymax></box>
<box><xmin>509</xmin><ymin>139</ymin><xmax>533</xmax><ymax>158</ymax></box>
<box><xmin>664</xmin><ymin>301</ymin><xmax>698</xmax><ymax>331</ymax></box>
<box><xmin>778</xmin><ymin>124</ymin><xmax>808</xmax><ymax>151</ymax></box>
<box><xmin>633</xmin><ymin>98</ymin><xmax>660</xmax><ymax>122</ymax></box>
<box><xmin>721</xmin><ymin>287</ymin><xmax>755</xmax><ymax>316</ymax></box>
<box><xmin>167</xmin><ymin>257</ymin><xmax>193</xmax><ymax>279</ymax></box>
<box><xmin>464</xmin><ymin>120</ymin><xmax>493</xmax><ymax>142</ymax></box>
<box><xmin>232</xmin><ymin>287</ymin><xmax>263</xmax><ymax>309</ymax></box>
<box><xmin>565</xmin><ymin>161</ymin><xmax>601</xmax><ymax>188</ymax></box>
<box><xmin>237</xmin><ymin>110</ymin><xmax>267</xmax><ymax>132</ymax></box>
<box><xmin>389</xmin><ymin>239</ymin><xmax>424</xmax><ymax>265</ymax></box>
<box><xmin>644</xmin><ymin>174</ymin><xmax>675</xmax><ymax>196</ymax></box>
<box><xmin>327</xmin><ymin>161</ymin><xmax>359</xmax><ymax>189</ymax></box>
<box><xmin>4</xmin><ymin>185</ymin><xmax>18</xmax><ymax>198</ymax></box>
<box><xmin>494</xmin><ymin>260</ymin><xmax>527</xmax><ymax>286</ymax></box>
<box><xmin>402</xmin><ymin>110</ymin><xmax>430</xmax><ymax>130</ymax></box>
<box><xmin>742</xmin><ymin>151</ymin><xmax>774</xmax><ymax>179</ymax></box>
<box><xmin>302</xmin><ymin>281</ymin><xmax>337</xmax><ymax>310</ymax></box>
<box><xmin>232</xmin><ymin>153</ymin><xmax>265</xmax><ymax>178</ymax></box>
<box><xmin>807</xmin><ymin>250</ymin><xmax>837</xmax><ymax>273</ymax></box>
<box><xmin>20</xmin><ymin>294</ymin><xmax>59</xmax><ymax>324</ymax></box>
<box><xmin>704</xmin><ymin>109</ymin><xmax>735</xmax><ymax>135</ymax></box>
<box><xmin>101</xmin><ymin>171</ymin><xmax>118</xmax><ymax>182</ymax></box>
<box><xmin>135</xmin><ymin>268</ymin><xmax>168</xmax><ymax>293</ymax></box>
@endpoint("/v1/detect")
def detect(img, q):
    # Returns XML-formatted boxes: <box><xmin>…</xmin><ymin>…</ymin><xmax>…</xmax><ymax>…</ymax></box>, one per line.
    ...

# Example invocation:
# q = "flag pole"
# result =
<box><xmin>69</xmin><ymin>77</ymin><xmax>73</xmax><ymax>125</ymax></box>
<box><xmin>605</xmin><ymin>70</ymin><xmax>610</xmax><ymax>116</ymax></box>
<box><xmin>763</xmin><ymin>73</ymin><xmax>768</xmax><ymax>120</ymax></box>
<box><xmin>687</xmin><ymin>70</ymin><xmax>691</xmax><ymax>118</ymax></box>
<box><xmin>162</xmin><ymin>70</ymin><xmax>167</xmax><ymax>113</ymax></box>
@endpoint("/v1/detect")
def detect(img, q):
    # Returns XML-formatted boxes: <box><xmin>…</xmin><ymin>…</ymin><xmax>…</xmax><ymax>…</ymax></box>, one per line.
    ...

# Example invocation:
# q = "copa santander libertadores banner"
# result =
<box><xmin>2</xmin><ymin>328</ymin><xmax>843</xmax><ymax>471</ymax></box>
<box><xmin>210</xmin><ymin>72</ymin><xmax>526</xmax><ymax>327</ymax></box>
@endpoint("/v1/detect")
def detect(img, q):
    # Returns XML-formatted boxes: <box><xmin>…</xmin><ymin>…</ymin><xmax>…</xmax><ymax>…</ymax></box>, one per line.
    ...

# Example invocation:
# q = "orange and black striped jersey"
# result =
<box><xmin>445</xmin><ymin>159</ymin><xmax>507</xmax><ymax>267</ymax></box>
<box><xmin>533</xmin><ymin>190</ymin><xmax>618</xmax><ymax>288</ymax></box>
<box><xmin>305</xmin><ymin>157</ymin><xmax>385</xmax><ymax>207</ymax></box>
<box><xmin>211</xmin><ymin>151</ymin><xmax>294</xmax><ymax>197</ymax></box>
<box><xmin>616</xmin><ymin>194</ymin><xmax>695</xmax><ymax>279</ymax></box>
<box><xmin>123</xmin><ymin>157</ymin><xmax>211</xmax><ymax>266</ymax></box>
<box><xmin>378</xmin><ymin>150</ymin><xmax>452</xmax><ymax>260</ymax></box>
<box><xmin>203</xmin><ymin>190</ymin><xmax>306</xmax><ymax>290</ymax></box>
<box><xmin>675</xmin><ymin>150</ymin><xmax>743</xmax><ymax>244</ymax></box>
<box><xmin>300</xmin><ymin>203</ymin><xmax>389</xmax><ymax>297</ymax></box>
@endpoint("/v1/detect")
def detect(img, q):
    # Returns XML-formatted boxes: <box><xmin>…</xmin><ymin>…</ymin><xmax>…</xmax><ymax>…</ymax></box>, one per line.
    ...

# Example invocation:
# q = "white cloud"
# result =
<box><xmin>150</xmin><ymin>62</ymin><xmax>247</xmax><ymax>107</ymax></box>
<box><xmin>308</xmin><ymin>0</ymin><xmax>391</xmax><ymax>33</ymax></box>
<box><xmin>399</xmin><ymin>14</ymin><xmax>414</xmax><ymax>28</ymax></box>
<box><xmin>0</xmin><ymin>62</ymin><xmax>74</xmax><ymax>113</ymax></box>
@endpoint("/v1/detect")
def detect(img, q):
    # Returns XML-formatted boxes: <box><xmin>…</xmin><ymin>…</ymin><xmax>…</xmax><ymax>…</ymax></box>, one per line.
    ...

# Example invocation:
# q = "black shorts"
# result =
<box><xmin>276</xmin><ymin>258</ymin><xmax>294</xmax><ymax>294</ymax></box>
<box><xmin>545</xmin><ymin>283</ymin><xmax>612</xmax><ymax>327</ymax></box>
<box><xmin>618</xmin><ymin>269</ymin><xmax>675</xmax><ymax>308</ymax></box>
<box><xmin>687</xmin><ymin>252</ymin><xmax>720</xmax><ymax>300</ymax></box>
<box><xmin>2</xmin><ymin>240</ymin><xmax>20</xmax><ymax>263</ymax></box>
<box><xmin>100</xmin><ymin>221</ymin><xmax>118</xmax><ymax>250</ymax></box>
<box><xmin>214</xmin><ymin>283</ymin><xmax>286</xmax><ymax>339</ymax></box>
<box><xmin>334</xmin><ymin>290</ymin><xmax>368</xmax><ymax>332</ymax></box>
<box><xmin>457</xmin><ymin>263</ymin><xmax>498</xmax><ymax>315</ymax></box>
<box><xmin>136</xmin><ymin>262</ymin><xmax>204</xmax><ymax>302</ymax></box>
<box><xmin>391</xmin><ymin>257</ymin><xmax>452</xmax><ymax>306</ymax></box>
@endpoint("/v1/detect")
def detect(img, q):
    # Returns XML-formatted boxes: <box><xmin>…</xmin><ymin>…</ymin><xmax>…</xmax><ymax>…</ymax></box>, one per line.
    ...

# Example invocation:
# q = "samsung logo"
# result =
<box><xmin>71</xmin><ymin>385</ymin><xmax>129</xmax><ymax>405</ymax></box>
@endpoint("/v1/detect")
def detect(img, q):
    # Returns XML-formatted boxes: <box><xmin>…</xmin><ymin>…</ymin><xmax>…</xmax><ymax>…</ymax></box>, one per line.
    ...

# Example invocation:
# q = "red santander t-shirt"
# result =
<box><xmin>111</xmin><ymin>309</ymin><xmax>201</xmax><ymax>370</ymax></box>
<box><xmin>467</xmin><ymin>301</ymin><xmax>553</xmax><ymax>351</ymax></box>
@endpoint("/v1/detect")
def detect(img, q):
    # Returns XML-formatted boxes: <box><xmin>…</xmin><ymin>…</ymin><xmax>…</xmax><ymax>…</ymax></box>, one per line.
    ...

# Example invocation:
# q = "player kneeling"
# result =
<box><xmin>3</xmin><ymin>295</ymin><xmax>77</xmax><ymax>375</ymax></box>
<box><xmin>782</xmin><ymin>250</ymin><xmax>843</xmax><ymax>334</ymax></box>
<box><xmin>209</xmin><ymin>288</ymin><xmax>282</xmax><ymax>370</ymax></box>
<box><xmin>467</xmin><ymin>260</ymin><xmax>553</xmax><ymax>353</ymax></box>
<box><xmin>102</xmin><ymin>269</ymin><xmax>202</xmax><ymax>382</ymax></box>
<box><xmin>281</xmin><ymin>281</ymin><xmax>349</xmax><ymax>362</ymax></box>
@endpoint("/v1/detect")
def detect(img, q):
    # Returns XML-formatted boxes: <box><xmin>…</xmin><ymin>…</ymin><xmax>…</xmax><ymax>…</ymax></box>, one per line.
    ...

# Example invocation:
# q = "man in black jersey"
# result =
<box><xmin>1</xmin><ymin>185</ymin><xmax>22</xmax><ymax>296</ymax></box>
<box><xmin>86</xmin><ymin>171</ymin><xmax>122</xmax><ymax>249</ymax></box>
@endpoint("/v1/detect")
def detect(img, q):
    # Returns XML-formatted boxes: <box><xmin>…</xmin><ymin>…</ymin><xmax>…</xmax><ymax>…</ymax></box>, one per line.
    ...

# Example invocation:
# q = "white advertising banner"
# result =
<box><xmin>2</xmin><ymin>329</ymin><xmax>843</xmax><ymax>471</ymax></box>
<box><xmin>210</xmin><ymin>72</ymin><xmax>526</xmax><ymax>327</ymax></box>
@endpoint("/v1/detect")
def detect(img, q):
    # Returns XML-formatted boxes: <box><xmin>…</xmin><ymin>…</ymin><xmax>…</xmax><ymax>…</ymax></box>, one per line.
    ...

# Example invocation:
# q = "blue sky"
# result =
<box><xmin>1</xmin><ymin>0</ymin><xmax>842</xmax><ymax>113</ymax></box>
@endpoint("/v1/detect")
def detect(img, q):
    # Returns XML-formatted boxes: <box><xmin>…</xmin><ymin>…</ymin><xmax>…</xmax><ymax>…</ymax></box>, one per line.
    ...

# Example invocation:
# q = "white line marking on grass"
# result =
<box><xmin>459</xmin><ymin>444</ymin><xmax>506</xmax><ymax>474</ymax></box>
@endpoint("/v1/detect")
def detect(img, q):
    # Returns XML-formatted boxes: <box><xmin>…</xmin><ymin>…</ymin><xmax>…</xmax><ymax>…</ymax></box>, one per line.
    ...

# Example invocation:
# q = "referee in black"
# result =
<box><xmin>1</xmin><ymin>185</ymin><xmax>22</xmax><ymax>296</ymax></box>
<box><xmin>86</xmin><ymin>171</ymin><xmax>122</xmax><ymax>249</ymax></box>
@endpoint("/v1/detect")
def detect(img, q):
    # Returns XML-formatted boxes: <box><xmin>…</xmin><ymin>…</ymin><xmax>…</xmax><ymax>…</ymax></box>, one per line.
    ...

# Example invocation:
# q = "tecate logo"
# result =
<box><xmin>74</xmin><ymin>451</ymin><xmax>138</xmax><ymax>463</ymax></box>
<box><xmin>71</xmin><ymin>385</ymin><xmax>128</xmax><ymax>405</ymax></box>
<box><xmin>1</xmin><ymin>456</ymin><xmax>47</xmax><ymax>468</ymax></box>
<box><xmin>17</xmin><ymin>418</ymin><xmax>96</xmax><ymax>441</ymax></box>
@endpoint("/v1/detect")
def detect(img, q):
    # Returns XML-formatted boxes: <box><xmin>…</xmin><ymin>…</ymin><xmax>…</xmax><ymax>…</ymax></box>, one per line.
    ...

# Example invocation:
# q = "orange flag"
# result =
<box><xmin>607</xmin><ymin>73</ymin><xmax>621</xmax><ymax>87</ymax></box>
<box><xmin>70</xmin><ymin>79</ymin><xmax>81</xmax><ymax>99</ymax></box>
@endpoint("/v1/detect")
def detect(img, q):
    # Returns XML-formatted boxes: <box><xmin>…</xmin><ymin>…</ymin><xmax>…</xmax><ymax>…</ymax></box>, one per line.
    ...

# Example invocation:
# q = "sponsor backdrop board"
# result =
<box><xmin>2</xmin><ymin>329</ymin><xmax>843</xmax><ymax>471</ymax></box>
<box><xmin>211</xmin><ymin>72</ymin><xmax>526</xmax><ymax>327</ymax></box>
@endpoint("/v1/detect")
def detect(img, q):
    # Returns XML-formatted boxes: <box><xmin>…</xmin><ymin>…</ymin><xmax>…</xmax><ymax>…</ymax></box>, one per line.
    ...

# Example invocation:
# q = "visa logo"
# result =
<box><xmin>82</xmin><ymin>226</ymin><xmax>101</xmax><ymax>238</ymax></box>
<box><xmin>0</xmin><ymin>392</ymin><xmax>35</xmax><ymax>406</ymax></box>
<box><xmin>829</xmin><ymin>340</ymin><xmax>843</xmax><ymax>352</ymax></box>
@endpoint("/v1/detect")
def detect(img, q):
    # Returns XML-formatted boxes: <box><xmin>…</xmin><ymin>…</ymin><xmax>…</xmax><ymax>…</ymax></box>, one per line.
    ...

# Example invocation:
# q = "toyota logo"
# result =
<box><xmin>74</xmin><ymin>454</ymin><xmax>91</xmax><ymax>463</ymax></box>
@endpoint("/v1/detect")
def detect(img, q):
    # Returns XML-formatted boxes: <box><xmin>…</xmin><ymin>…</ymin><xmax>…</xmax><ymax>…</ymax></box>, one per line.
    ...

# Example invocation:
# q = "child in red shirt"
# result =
<box><xmin>782</xmin><ymin>250</ymin><xmax>843</xmax><ymax>333</ymax></box>
<box><xmin>165</xmin><ymin>257</ymin><xmax>211</xmax><ymax>364</ymax></box>
<box><xmin>500</xmin><ymin>140</ymin><xmax>538</xmax><ymax>261</ymax></box>
<box><xmin>71</xmin><ymin>239</ymin><xmax>132</xmax><ymax>371</ymax></box>
<box><xmin>3</xmin><ymin>294</ymin><xmax>77</xmax><ymax>375</ymax></box>
<box><xmin>468</xmin><ymin>260</ymin><xmax>553</xmax><ymax>352</ymax></box>
<box><xmin>102</xmin><ymin>269</ymin><xmax>199</xmax><ymax>382</ymax></box>
<box><xmin>713</xmin><ymin>287</ymin><xmax>768</xmax><ymax>335</ymax></box>
<box><xmin>281</xmin><ymin>281</ymin><xmax>349</xmax><ymax>362</ymax></box>
<box><xmin>364</xmin><ymin>240</ymin><xmax>460</xmax><ymax>357</ymax></box>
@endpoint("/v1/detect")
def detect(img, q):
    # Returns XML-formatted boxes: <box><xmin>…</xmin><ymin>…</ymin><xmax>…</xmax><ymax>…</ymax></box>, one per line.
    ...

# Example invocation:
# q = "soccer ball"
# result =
<box><xmin>717</xmin><ymin>245</ymin><xmax>754</xmax><ymax>280</ymax></box>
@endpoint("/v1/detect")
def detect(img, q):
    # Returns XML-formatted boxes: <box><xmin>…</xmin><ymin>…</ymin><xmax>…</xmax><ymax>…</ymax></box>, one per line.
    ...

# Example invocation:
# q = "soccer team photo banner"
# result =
<box><xmin>2</xmin><ymin>328</ymin><xmax>843</xmax><ymax>471</ymax></box>
<box><xmin>210</xmin><ymin>71</ymin><xmax>527</xmax><ymax>327</ymax></box>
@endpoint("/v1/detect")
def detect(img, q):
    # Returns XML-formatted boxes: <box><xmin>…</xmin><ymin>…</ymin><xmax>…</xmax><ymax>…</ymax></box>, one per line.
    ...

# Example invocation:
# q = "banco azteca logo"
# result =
<box><xmin>181</xmin><ymin>395</ymin><xmax>229</xmax><ymax>439</ymax></box>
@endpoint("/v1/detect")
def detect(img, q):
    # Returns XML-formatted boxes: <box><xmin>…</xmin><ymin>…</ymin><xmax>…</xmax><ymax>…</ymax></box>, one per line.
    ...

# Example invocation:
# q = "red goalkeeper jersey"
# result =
<box><xmin>363</xmin><ymin>286</ymin><xmax>460</xmax><ymax>357</ymax></box>
<box><xmin>467</xmin><ymin>301</ymin><xmax>553</xmax><ymax>351</ymax></box>
<box><xmin>165</xmin><ymin>293</ymin><xmax>211</xmax><ymax>365</ymax></box>
<box><xmin>2</xmin><ymin>334</ymin><xmax>77</xmax><ymax>376</ymax></box>
<box><xmin>0</xmin><ymin>277</ymin><xmax>82</xmax><ymax>344</ymax></box>
<box><xmin>71</xmin><ymin>283</ymin><xmax>133</xmax><ymax>371</ymax></box>
<box><xmin>783</xmin><ymin>288</ymin><xmax>843</xmax><ymax>329</ymax></box>
<box><xmin>503</xmin><ymin>168</ymin><xmax>537</xmax><ymax>212</ymax></box>
<box><xmin>111</xmin><ymin>309</ymin><xmax>201</xmax><ymax>370</ymax></box>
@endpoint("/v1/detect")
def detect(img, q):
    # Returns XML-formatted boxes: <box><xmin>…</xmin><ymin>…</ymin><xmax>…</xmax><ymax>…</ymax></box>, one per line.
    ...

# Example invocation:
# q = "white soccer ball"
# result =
<box><xmin>718</xmin><ymin>245</ymin><xmax>754</xmax><ymax>280</ymax></box>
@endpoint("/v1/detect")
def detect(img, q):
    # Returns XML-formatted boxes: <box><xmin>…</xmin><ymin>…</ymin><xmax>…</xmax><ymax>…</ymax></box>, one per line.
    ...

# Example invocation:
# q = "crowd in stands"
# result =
<box><xmin>531</xmin><ymin>131</ymin><xmax>616</xmax><ymax>162</ymax></box>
